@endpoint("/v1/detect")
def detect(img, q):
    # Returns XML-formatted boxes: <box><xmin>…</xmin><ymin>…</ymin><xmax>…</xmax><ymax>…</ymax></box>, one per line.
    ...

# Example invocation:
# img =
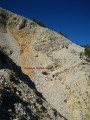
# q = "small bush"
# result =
<box><xmin>66</xmin><ymin>46</ymin><xmax>68</xmax><ymax>49</ymax></box>
<box><xmin>58</xmin><ymin>31</ymin><xmax>67</xmax><ymax>38</ymax></box>
<box><xmin>85</xmin><ymin>47</ymin><xmax>90</xmax><ymax>58</ymax></box>
<box><xmin>80</xmin><ymin>52</ymin><xmax>83</xmax><ymax>58</ymax></box>
<box><xmin>42</xmin><ymin>71</ymin><xmax>49</xmax><ymax>75</ymax></box>
<box><xmin>32</xmin><ymin>19</ymin><xmax>46</xmax><ymax>27</ymax></box>
<box><xmin>82</xmin><ymin>45</ymin><xmax>90</xmax><ymax>58</ymax></box>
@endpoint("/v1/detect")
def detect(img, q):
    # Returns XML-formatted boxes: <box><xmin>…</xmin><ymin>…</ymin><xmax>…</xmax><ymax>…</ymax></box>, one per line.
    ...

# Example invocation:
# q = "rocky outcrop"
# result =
<box><xmin>0</xmin><ymin>69</ymin><xmax>66</xmax><ymax>120</ymax></box>
<box><xmin>0</xmin><ymin>7</ymin><xmax>90</xmax><ymax>120</ymax></box>
<box><xmin>0</xmin><ymin>49</ymin><xmax>66</xmax><ymax>120</ymax></box>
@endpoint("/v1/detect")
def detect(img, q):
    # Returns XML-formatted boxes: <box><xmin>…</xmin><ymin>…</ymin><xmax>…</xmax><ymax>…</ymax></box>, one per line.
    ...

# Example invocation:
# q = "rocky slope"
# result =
<box><xmin>0</xmin><ymin>7</ymin><xmax>90</xmax><ymax>120</ymax></box>
<box><xmin>0</xmin><ymin>40</ymin><xmax>66</xmax><ymax>120</ymax></box>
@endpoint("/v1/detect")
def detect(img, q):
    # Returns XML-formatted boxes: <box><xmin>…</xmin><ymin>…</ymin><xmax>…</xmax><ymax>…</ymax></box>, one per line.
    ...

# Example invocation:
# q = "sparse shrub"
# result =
<box><xmin>58</xmin><ymin>31</ymin><xmax>67</xmax><ymax>38</ymax></box>
<box><xmin>42</xmin><ymin>71</ymin><xmax>49</xmax><ymax>75</ymax></box>
<box><xmin>46</xmin><ymin>65</ymin><xmax>54</xmax><ymax>71</ymax></box>
<box><xmin>13</xmin><ymin>17</ymin><xmax>17</xmax><ymax>20</ymax></box>
<box><xmin>80</xmin><ymin>52</ymin><xmax>83</xmax><ymax>58</ymax></box>
<box><xmin>66</xmin><ymin>46</ymin><xmax>68</xmax><ymax>49</ymax></box>
<box><xmin>36</xmin><ymin>98</ymin><xmax>43</xmax><ymax>105</ymax></box>
<box><xmin>82</xmin><ymin>45</ymin><xmax>90</xmax><ymax>58</ymax></box>
<box><xmin>84</xmin><ymin>46</ymin><xmax>90</xmax><ymax>58</ymax></box>
<box><xmin>40</xmin><ymin>106</ymin><xmax>47</xmax><ymax>112</ymax></box>
<box><xmin>37</xmin><ymin>21</ymin><xmax>45</xmax><ymax>27</ymax></box>
<box><xmin>10</xmin><ymin>50</ymin><xmax>13</xmax><ymax>55</ymax></box>
<box><xmin>32</xmin><ymin>19</ymin><xmax>46</xmax><ymax>27</ymax></box>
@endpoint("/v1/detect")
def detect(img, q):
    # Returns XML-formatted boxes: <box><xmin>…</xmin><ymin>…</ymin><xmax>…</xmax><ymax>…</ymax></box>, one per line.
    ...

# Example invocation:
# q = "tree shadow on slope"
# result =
<box><xmin>0</xmin><ymin>49</ymin><xmax>45</xmax><ymax>100</ymax></box>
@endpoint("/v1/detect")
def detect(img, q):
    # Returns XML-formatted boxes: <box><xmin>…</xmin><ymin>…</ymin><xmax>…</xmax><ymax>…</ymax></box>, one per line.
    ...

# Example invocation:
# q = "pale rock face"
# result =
<box><xmin>0</xmin><ymin>7</ymin><xmax>90</xmax><ymax>120</ymax></box>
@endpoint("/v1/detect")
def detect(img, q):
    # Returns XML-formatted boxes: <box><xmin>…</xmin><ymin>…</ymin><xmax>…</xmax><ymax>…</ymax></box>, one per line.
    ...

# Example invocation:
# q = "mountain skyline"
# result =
<box><xmin>0</xmin><ymin>0</ymin><xmax>90</xmax><ymax>45</ymax></box>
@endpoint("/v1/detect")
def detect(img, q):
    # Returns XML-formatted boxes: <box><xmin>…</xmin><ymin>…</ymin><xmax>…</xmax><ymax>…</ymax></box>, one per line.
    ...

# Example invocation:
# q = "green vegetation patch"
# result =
<box><xmin>82</xmin><ymin>45</ymin><xmax>90</xmax><ymax>58</ymax></box>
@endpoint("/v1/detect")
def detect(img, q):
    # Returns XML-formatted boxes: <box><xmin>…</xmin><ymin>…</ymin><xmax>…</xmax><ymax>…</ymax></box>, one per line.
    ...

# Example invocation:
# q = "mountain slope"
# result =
<box><xmin>0</xmin><ymin>48</ymin><xmax>67</xmax><ymax>120</ymax></box>
<box><xmin>0</xmin><ymin>7</ymin><xmax>90</xmax><ymax>120</ymax></box>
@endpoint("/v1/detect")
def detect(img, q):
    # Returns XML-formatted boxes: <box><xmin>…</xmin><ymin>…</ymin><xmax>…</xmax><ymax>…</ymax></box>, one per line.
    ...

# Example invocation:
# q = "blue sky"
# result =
<box><xmin>0</xmin><ymin>0</ymin><xmax>90</xmax><ymax>45</ymax></box>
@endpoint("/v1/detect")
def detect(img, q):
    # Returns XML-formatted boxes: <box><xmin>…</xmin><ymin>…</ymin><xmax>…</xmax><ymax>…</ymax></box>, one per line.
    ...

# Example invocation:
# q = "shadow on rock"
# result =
<box><xmin>0</xmin><ymin>49</ymin><xmax>45</xmax><ymax>100</ymax></box>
